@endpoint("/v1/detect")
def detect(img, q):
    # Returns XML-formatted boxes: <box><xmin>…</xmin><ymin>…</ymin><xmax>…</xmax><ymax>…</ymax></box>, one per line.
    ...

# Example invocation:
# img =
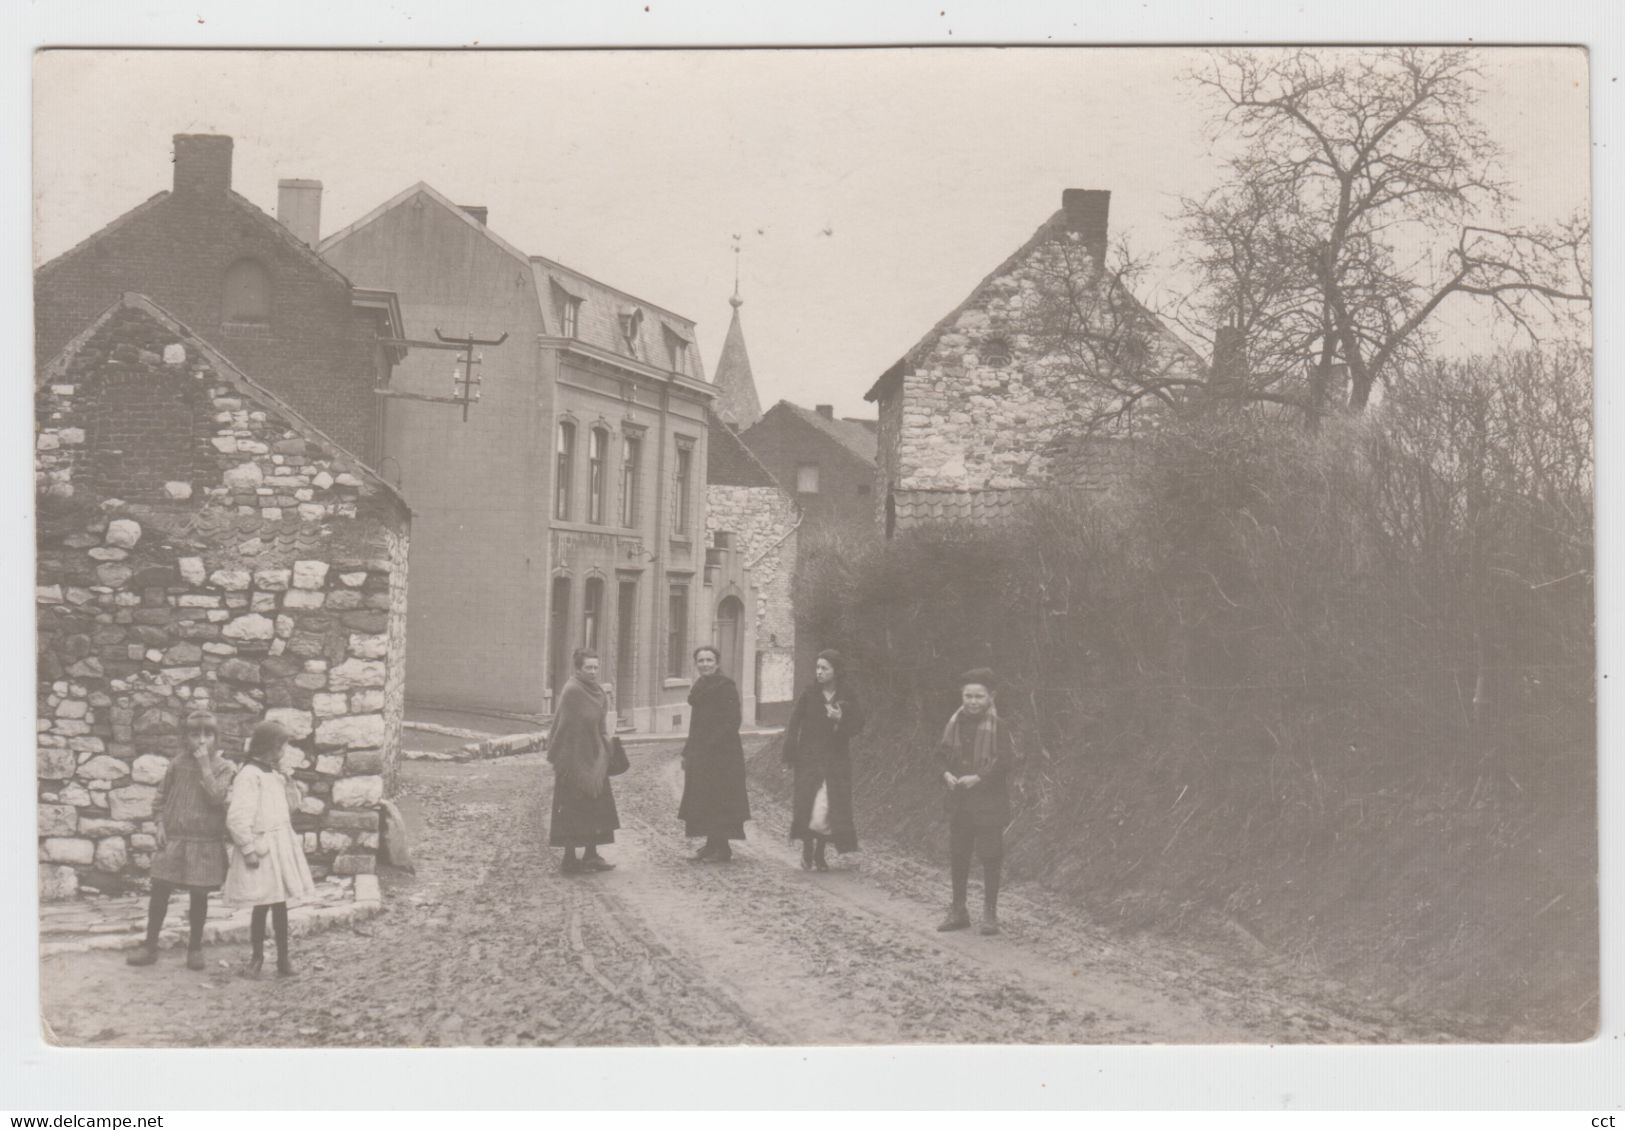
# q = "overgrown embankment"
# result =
<box><xmin>788</xmin><ymin>358</ymin><xmax>1595</xmax><ymax>1040</ymax></box>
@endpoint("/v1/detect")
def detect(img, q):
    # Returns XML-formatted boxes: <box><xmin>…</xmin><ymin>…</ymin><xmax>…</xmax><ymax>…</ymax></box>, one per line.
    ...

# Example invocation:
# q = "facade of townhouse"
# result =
<box><xmin>34</xmin><ymin>135</ymin><xmax>404</xmax><ymax>469</ymax></box>
<box><xmin>36</xmin><ymin>294</ymin><xmax>410</xmax><ymax>898</ymax></box>
<box><xmin>864</xmin><ymin>189</ymin><xmax>1205</xmax><ymax>534</ymax></box>
<box><xmin>321</xmin><ymin>183</ymin><xmax>731</xmax><ymax>732</ymax></box>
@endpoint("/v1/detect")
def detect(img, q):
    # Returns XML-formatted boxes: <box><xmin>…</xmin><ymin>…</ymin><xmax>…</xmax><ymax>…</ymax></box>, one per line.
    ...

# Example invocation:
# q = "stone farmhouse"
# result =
<box><xmin>864</xmin><ymin>189</ymin><xmax>1205</xmax><ymax>535</ymax></box>
<box><xmin>36</xmin><ymin>294</ymin><xmax>410</xmax><ymax>898</ymax></box>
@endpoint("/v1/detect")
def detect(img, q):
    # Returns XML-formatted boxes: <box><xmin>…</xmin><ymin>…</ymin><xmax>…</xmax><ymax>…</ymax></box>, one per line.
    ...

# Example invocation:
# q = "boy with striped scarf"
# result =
<box><xmin>935</xmin><ymin>667</ymin><xmax>1016</xmax><ymax>935</ymax></box>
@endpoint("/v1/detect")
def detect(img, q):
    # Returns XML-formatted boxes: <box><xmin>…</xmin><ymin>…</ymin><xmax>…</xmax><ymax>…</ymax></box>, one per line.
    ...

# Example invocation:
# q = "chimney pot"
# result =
<box><xmin>173</xmin><ymin>134</ymin><xmax>233</xmax><ymax>197</ymax></box>
<box><xmin>277</xmin><ymin>178</ymin><xmax>323</xmax><ymax>247</ymax></box>
<box><xmin>815</xmin><ymin>404</ymin><xmax>834</xmax><ymax>420</ymax></box>
<box><xmin>1061</xmin><ymin>188</ymin><xmax>1111</xmax><ymax>265</ymax></box>
<box><xmin>460</xmin><ymin>205</ymin><xmax>489</xmax><ymax>226</ymax></box>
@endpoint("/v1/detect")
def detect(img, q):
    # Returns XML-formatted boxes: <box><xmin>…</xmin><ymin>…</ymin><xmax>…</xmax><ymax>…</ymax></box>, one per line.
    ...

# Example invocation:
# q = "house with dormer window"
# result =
<box><xmin>321</xmin><ymin>182</ymin><xmax>738</xmax><ymax>731</ymax></box>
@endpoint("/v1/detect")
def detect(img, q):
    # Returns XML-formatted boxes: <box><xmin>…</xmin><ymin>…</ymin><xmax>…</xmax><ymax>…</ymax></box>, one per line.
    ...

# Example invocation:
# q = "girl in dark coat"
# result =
<box><xmin>934</xmin><ymin>667</ymin><xmax>1017</xmax><ymax>935</ymax></box>
<box><xmin>678</xmin><ymin>645</ymin><xmax>751</xmax><ymax>862</ymax></box>
<box><xmin>126</xmin><ymin>708</ymin><xmax>235</xmax><ymax>971</ymax></box>
<box><xmin>546</xmin><ymin>648</ymin><xmax>619</xmax><ymax>874</ymax></box>
<box><xmin>784</xmin><ymin>649</ymin><xmax>865</xmax><ymax>871</ymax></box>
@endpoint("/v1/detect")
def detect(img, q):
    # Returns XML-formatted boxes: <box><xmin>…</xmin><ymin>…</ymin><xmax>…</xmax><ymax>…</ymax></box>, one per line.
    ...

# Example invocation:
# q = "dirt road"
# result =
<box><xmin>40</xmin><ymin>739</ymin><xmax>1449</xmax><ymax>1046</ymax></box>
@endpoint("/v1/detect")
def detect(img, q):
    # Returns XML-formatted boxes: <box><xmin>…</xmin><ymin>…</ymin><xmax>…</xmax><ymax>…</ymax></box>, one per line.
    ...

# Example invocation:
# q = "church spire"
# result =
<box><xmin>712</xmin><ymin>243</ymin><xmax>763</xmax><ymax>429</ymax></box>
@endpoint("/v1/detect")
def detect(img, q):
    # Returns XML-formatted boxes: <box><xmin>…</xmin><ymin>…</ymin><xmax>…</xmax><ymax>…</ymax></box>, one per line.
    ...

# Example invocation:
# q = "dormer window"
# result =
<box><xmin>663</xmin><ymin>324</ymin><xmax>691</xmax><ymax>374</ymax></box>
<box><xmin>618</xmin><ymin>307</ymin><xmax>644</xmax><ymax>358</ymax></box>
<box><xmin>562</xmin><ymin>296</ymin><xmax>581</xmax><ymax>338</ymax></box>
<box><xmin>223</xmin><ymin>258</ymin><xmax>271</xmax><ymax>324</ymax></box>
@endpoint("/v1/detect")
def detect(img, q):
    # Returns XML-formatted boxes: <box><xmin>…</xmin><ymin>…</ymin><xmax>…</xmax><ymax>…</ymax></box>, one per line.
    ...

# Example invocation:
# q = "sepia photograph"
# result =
<box><xmin>28</xmin><ymin>43</ymin><xmax>1594</xmax><ymax>1054</ymax></box>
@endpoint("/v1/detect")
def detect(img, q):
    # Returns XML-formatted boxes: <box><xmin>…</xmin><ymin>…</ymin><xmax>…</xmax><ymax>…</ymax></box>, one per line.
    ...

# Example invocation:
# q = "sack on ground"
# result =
<box><xmin>809</xmin><ymin>783</ymin><xmax>832</xmax><ymax>836</ymax></box>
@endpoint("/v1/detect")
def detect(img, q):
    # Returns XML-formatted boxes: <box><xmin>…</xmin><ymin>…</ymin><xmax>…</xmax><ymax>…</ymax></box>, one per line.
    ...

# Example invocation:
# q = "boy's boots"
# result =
<box><xmin>937</xmin><ymin>903</ymin><xmax>972</xmax><ymax>931</ymax></box>
<box><xmin>980</xmin><ymin>862</ymin><xmax>1002</xmax><ymax>935</ymax></box>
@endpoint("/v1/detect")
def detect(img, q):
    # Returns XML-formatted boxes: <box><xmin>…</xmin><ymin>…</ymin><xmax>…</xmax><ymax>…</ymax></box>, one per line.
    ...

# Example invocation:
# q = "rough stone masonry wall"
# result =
<box><xmin>706</xmin><ymin>484</ymin><xmax>797</xmax><ymax>702</ymax></box>
<box><xmin>894</xmin><ymin>233</ymin><xmax>1196</xmax><ymax>492</ymax></box>
<box><xmin>35</xmin><ymin>306</ymin><xmax>407</xmax><ymax>899</ymax></box>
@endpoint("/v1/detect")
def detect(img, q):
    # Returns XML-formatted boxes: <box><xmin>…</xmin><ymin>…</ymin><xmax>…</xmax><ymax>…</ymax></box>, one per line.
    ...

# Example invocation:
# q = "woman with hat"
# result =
<box><xmin>783</xmin><ymin>649</ymin><xmax>865</xmax><ymax>871</ymax></box>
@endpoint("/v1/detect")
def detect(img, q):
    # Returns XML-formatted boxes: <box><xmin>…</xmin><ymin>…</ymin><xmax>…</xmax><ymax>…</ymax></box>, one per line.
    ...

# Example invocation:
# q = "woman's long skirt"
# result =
<box><xmin>549</xmin><ymin>773</ymin><xmax>620</xmax><ymax>848</ymax></box>
<box><xmin>788</xmin><ymin>752</ymin><xmax>858</xmax><ymax>853</ymax></box>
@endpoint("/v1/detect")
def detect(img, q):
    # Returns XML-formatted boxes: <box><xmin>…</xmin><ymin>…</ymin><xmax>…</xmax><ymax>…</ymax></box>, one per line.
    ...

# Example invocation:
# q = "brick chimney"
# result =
<box><xmin>815</xmin><ymin>404</ymin><xmax>834</xmax><ymax>420</ymax></box>
<box><xmin>1061</xmin><ymin>188</ymin><xmax>1110</xmax><ymax>265</ymax></box>
<box><xmin>173</xmin><ymin>134</ymin><xmax>233</xmax><ymax>197</ymax></box>
<box><xmin>460</xmin><ymin>205</ymin><xmax>488</xmax><ymax>226</ymax></box>
<box><xmin>277</xmin><ymin>179</ymin><xmax>323</xmax><ymax>246</ymax></box>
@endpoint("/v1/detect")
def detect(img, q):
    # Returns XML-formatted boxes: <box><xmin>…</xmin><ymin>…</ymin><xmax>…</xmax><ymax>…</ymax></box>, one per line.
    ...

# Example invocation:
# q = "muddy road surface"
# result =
<box><xmin>41</xmin><ymin>739</ymin><xmax>1451</xmax><ymax>1046</ymax></box>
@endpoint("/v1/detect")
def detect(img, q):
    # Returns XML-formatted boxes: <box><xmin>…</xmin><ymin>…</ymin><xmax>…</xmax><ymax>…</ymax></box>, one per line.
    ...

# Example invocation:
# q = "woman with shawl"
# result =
<box><xmin>547</xmin><ymin>648</ymin><xmax>619</xmax><ymax>873</ymax></box>
<box><xmin>677</xmin><ymin>644</ymin><xmax>751</xmax><ymax>862</ymax></box>
<box><xmin>934</xmin><ymin>667</ymin><xmax>1016</xmax><ymax>935</ymax></box>
<box><xmin>783</xmin><ymin>649</ymin><xmax>865</xmax><ymax>871</ymax></box>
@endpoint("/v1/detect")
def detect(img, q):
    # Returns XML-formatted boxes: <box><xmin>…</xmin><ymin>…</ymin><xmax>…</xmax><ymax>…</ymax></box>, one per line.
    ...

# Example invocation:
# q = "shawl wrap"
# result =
<box><xmin>548</xmin><ymin>675</ymin><xmax>611</xmax><ymax>798</ymax></box>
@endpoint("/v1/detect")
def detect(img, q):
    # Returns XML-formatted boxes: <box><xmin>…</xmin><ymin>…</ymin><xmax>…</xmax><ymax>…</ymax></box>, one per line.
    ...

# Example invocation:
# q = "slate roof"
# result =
<box><xmin>776</xmin><ymin>401</ymin><xmax>879</xmax><ymax>464</ymax></box>
<box><xmin>890</xmin><ymin>488</ymin><xmax>1035</xmax><ymax>530</ymax></box>
<box><xmin>890</xmin><ymin>438</ymin><xmax>1141</xmax><ymax>530</ymax></box>
<box><xmin>1043</xmin><ymin>434</ymin><xmax>1145</xmax><ymax>492</ymax></box>
<box><xmin>320</xmin><ymin>181</ymin><xmax>707</xmax><ymax>383</ymax></box>
<box><xmin>706</xmin><ymin>411</ymin><xmax>782</xmax><ymax>490</ymax></box>
<box><xmin>711</xmin><ymin>298</ymin><xmax>763</xmax><ymax>429</ymax></box>
<box><xmin>38</xmin><ymin>187</ymin><xmax>355</xmax><ymax>296</ymax></box>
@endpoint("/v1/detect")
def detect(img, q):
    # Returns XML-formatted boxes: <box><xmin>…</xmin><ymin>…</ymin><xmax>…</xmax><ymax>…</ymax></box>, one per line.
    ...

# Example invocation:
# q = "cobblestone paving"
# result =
<box><xmin>39</xmin><ymin>739</ymin><xmax>1457</xmax><ymax>1046</ymax></box>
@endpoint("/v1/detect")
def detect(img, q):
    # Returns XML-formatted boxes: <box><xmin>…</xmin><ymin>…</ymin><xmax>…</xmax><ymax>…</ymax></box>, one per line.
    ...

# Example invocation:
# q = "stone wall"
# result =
<box><xmin>887</xmin><ymin>231</ymin><xmax>1200</xmax><ymax>493</ymax></box>
<box><xmin>35</xmin><ymin>299</ymin><xmax>409</xmax><ymax>899</ymax></box>
<box><xmin>705</xmin><ymin>484</ymin><xmax>797</xmax><ymax>705</ymax></box>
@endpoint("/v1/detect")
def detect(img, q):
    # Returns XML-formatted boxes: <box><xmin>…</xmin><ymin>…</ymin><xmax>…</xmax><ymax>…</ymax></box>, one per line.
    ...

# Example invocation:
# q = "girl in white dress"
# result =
<box><xmin>224</xmin><ymin>720</ymin><xmax>316</xmax><ymax>977</ymax></box>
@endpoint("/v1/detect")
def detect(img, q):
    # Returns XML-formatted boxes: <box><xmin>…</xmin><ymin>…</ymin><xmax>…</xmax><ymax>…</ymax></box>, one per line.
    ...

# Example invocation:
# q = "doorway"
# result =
<box><xmin>616</xmin><ymin>579</ymin><xmax>638</xmax><ymax>726</ymax></box>
<box><xmin>716</xmin><ymin>594</ymin><xmax>745</xmax><ymax>681</ymax></box>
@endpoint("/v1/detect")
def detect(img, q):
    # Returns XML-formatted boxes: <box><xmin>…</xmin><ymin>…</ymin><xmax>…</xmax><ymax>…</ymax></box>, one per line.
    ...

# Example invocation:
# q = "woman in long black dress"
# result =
<box><xmin>677</xmin><ymin>645</ymin><xmax>751</xmax><ymax>862</ymax></box>
<box><xmin>546</xmin><ymin>648</ymin><xmax>619</xmax><ymax>874</ymax></box>
<box><xmin>783</xmin><ymin>649</ymin><xmax>865</xmax><ymax>871</ymax></box>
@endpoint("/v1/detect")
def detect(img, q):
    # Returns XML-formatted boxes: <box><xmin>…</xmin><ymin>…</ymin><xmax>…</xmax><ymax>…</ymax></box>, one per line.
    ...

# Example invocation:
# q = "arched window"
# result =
<box><xmin>222</xmin><ymin>259</ymin><xmax>271</xmax><ymax>323</ymax></box>
<box><xmin>554</xmin><ymin>421</ymin><xmax>575</xmax><ymax>521</ymax></box>
<box><xmin>588</xmin><ymin>427</ymin><xmax>609</xmax><ymax>525</ymax></box>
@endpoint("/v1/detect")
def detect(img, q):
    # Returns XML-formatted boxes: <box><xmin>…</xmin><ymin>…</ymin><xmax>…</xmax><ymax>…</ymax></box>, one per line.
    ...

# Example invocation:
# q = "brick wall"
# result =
<box><xmin>35</xmin><ymin>301</ymin><xmax>409</xmax><ymax>898</ymax></box>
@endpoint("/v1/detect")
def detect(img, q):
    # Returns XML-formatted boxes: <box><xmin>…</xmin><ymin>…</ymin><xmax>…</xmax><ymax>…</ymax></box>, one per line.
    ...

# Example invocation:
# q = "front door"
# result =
<box><xmin>616</xmin><ymin>579</ymin><xmax>638</xmax><ymax>726</ymax></box>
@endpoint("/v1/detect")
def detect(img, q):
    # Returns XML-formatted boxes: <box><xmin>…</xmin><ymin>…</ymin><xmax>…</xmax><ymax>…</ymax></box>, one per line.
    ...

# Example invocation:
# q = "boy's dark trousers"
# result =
<box><xmin>948</xmin><ymin>810</ymin><xmax>1003</xmax><ymax>920</ymax></box>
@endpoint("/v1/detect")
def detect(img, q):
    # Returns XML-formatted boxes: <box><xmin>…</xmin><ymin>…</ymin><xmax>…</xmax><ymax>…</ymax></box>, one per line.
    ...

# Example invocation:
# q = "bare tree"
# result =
<box><xmin>1175</xmin><ymin>48</ymin><xmax>1591</xmax><ymax>413</ymax></box>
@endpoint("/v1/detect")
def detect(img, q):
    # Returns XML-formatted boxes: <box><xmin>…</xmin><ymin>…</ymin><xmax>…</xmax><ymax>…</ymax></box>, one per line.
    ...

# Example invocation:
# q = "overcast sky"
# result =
<box><xmin>33</xmin><ymin>48</ymin><xmax>1589</xmax><ymax>417</ymax></box>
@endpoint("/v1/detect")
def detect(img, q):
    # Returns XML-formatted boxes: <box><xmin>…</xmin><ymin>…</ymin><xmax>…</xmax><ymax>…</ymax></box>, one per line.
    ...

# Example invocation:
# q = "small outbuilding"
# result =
<box><xmin>36</xmin><ymin>293</ymin><xmax>411</xmax><ymax>899</ymax></box>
